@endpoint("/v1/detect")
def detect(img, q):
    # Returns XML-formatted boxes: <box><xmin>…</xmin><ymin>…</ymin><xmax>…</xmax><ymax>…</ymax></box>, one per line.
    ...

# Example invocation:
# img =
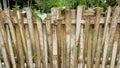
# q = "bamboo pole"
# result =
<box><xmin>78</xmin><ymin>25</ymin><xmax>84</xmax><ymax>68</ymax></box>
<box><xmin>110</xmin><ymin>26</ymin><xmax>119</xmax><ymax>68</ymax></box>
<box><xmin>61</xmin><ymin>24</ymin><xmax>66</xmax><ymax>68</ymax></box>
<box><xmin>94</xmin><ymin>25</ymin><xmax>102</xmax><ymax>68</ymax></box>
<box><xmin>52</xmin><ymin>25</ymin><xmax>58</xmax><ymax>68</ymax></box>
<box><xmin>92</xmin><ymin>8</ymin><xmax>102</xmax><ymax>67</ymax></box>
<box><xmin>76</xmin><ymin>7</ymin><xmax>82</xmax><ymax>68</ymax></box>
<box><xmin>70</xmin><ymin>9</ymin><xmax>76</xmax><ymax>68</ymax></box>
<box><xmin>34</xmin><ymin>24</ymin><xmax>41</xmax><ymax>68</ymax></box>
<box><xmin>56</xmin><ymin>20</ymin><xmax>62</xmax><ymax>68</ymax></box>
<box><xmin>25</xmin><ymin>25</ymin><xmax>33</xmax><ymax>68</ymax></box>
<box><xmin>102</xmin><ymin>26</ymin><xmax>109</xmax><ymax>68</ymax></box>
<box><xmin>46</xmin><ymin>19</ymin><xmax>54</xmax><ymax>68</ymax></box>
<box><xmin>16</xmin><ymin>10</ymin><xmax>29</xmax><ymax>67</ymax></box>
<box><xmin>15</xmin><ymin>24</ymin><xmax>24</xmax><ymax>68</ymax></box>
<box><xmin>0</xmin><ymin>13</ymin><xmax>10</xmax><ymax>68</ymax></box>
<box><xmin>85</xmin><ymin>16</ymin><xmax>92</xmax><ymax>68</ymax></box>
<box><xmin>36</xmin><ymin>18</ymin><xmax>47</xmax><ymax>68</ymax></box>
<box><xmin>106</xmin><ymin>6</ymin><xmax>120</xmax><ymax>68</ymax></box>
<box><xmin>65</xmin><ymin>10</ymin><xmax>71</xmax><ymax>68</ymax></box>
<box><xmin>26</xmin><ymin>8</ymin><xmax>35</xmax><ymax>58</ymax></box>
<box><xmin>43</xmin><ymin>25</ymin><xmax>49</xmax><ymax>68</ymax></box>
<box><xmin>70</xmin><ymin>24</ymin><xmax>76</xmax><ymax>68</ymax></box>
<box><xmin>4</xmin><ymin>9</ymin><xmax>16</xmax><ymax>48</ymax></box>
<box><xmin>101</xmin><ymin>6</ymin><xmax>112</xmax><ymax>68</ymax></box>
<box><xmin>0</xmin><ymin>30</ymin><xmax>10</xmax><ymax>68</ymax></box>
<box><xmin>51</xmin><ymin>8</ymin><xmax>61</xmax><ymax>68</ymax></box>
<box><xmin>6</xmin><ymin>25</ymin><xmax>17</xmax><ymax>68</ymax></box>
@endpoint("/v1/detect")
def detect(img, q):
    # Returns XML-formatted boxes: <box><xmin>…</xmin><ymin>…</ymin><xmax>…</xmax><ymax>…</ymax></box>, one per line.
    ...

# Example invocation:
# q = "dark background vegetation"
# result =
<box><xmin>0</xmin><ymin>0</ymin><xmax>120</xmax><ymax>13</ymax></box>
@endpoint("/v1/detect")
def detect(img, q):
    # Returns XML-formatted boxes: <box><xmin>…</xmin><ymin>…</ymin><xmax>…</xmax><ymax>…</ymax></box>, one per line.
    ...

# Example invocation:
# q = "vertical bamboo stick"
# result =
<box><xmin>56</xmin><ymin>20</ymin><xmax>62</xmax><ymax>68</ymax></box>
<box><xmin>26</xmin><ymin>8</ymin><xmax>35</xmax><ymax>57</ymax></box>
<box><xmin>15</xmin><ymin>24</ymin><xmax>24</xmax><ymax>68</ymax></box>
<box><xmin>101</xmin><ymin>6</ymin><xmax>111</xmax><ymax>51</ymax></box>
<box><xmin>6</xmin><ymin>25</ymin><xmax>17</xmax><ymax>68</ymax></box>
<box><xmin>76</xmin><ymin>7</ymin><xmax>82</xmax><ymax>68</ymax></box>
<box><xmin>25</xmin><ymin>25</ymin><xmax>33</xmax><ymax>68</ymax></box>
<box><xmin>105</xmin><ymin>6</ymin><xmax>120</xmax><ymax>68</ymax></box>
<box><xmin>70</xmin><ymin>9</ymin><xmax>76</xmax><ymax>68</ymax></box>
<box><xmin>70</xmin><ymin>24</ymin><xmax>76</xmax><ymax>68</ymax></box>
<box><xmin>34</xmin><ymin>24</ymin><xmax>41</xmax><ymax>68</ymax></box>
<box><xmin>101</xmin><ymin>6</ymin><xmax>111</xmax><ymax>68</ymax></box>
<box><xmin>52</xmin><ymin>25</ymin><xmax>58</xmax><ymax>68</ymax></box>
<box><xmin>4</xmin><ymin>9</ymin><xmax>18</xmax><ymax>61</ymax></box>
<box><xmin>0</xmin><ymin>13</ymin><xmax>10</xmax><ymax>68</ymax></box>
<box><xmin>43</xmin><ymin>25</ymin><xmax>49</xmax><ymax>68</ymax></box>
<box><xmin>92</xmin><ymin>8</ymin><xmax>102</xmax><ymax>67</ymax></box>
<box><xmin>46</xmin><ymin>18</ymin><xmax>54</xmax><ymax>68</ymax></box>
<box><xmin>94</xmin><ymin>25</ymin><xmax>102</xmax><ymax>68</ymax></box>
<box><xmin>4</xmin><ymin>8</ymin><xmax>16</xmax><ymax>48</ymax></box>
<box><xmin>61</xmin><ymin>24</ymin><xmax>66</xmax><ymax>68</ymax></box>
<box><xmin>79</xmin><ymin>25</ymin><xmax>84</xmax><ymax>68</ymax></box>
<box><xmin>16</xmin><ymin>10</ymin><xmax>28</xmax><ymax>65</ymax></box>
<box><xmin>85</xmin><ymin>16</ymin><xmax>92</xmax><ymax>68</ymax></box>
<box><xmin>0</xmin><ymin>30</ymin><xmax>10</xmax><ymax>68</ymax></box>
<box><xmin>102</xmin><ymin>27</ymin><xmax>109</xmax><ymax>68</ymax></box>
<box><xmin>36</xmin><ymin>18</ymin><xmax>47</xmax><ymax>68</ymax></box>
<box><xmin>51</xmin><ymin>8</ymin><xmax>61</xmax><ymax>68</ymax></box>
<box><xmin>26</xmin><ymin>8</ymin><xmax>35</xmax><ymax>44</ymax></box>
<box><xmin>65</xmin><ymin>10</ymin><xmax>71</xmax><ymax>68</ymax></box>
<box><xmin>110</xmin><ymin>26</ymin><xmax>119</xmax><ymax>68</ymax></box>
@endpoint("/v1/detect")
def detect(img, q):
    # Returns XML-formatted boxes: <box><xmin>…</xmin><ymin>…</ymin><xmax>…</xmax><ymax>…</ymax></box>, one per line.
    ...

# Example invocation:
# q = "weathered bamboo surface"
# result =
<box><xmin>0</xmin><ymin>6</ymin><xmax>120</xmax><ymax>68</ymax></box>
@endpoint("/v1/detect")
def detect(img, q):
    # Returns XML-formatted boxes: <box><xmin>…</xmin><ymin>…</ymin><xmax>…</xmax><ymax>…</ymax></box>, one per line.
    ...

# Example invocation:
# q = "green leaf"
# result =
<box><xmin>14</xmin><ymin>5</ymin><xmax>20</xmax><ymax>10</ymax></box>
<box><xmin>95</xmin><ymin>6</ymin><xmax>102</xmax><ymax>9</ymax></box>
<box><xmin>37</xmin><ymin>13</ymin><xmax>47</xmax><ymax>21</ymax></box>
<box><xmin>22</xmin><ymin>8</ymin><xmax>26</xmax><ymax>14</ymax></box>
<box><xmin>78</xmin><ymin>5</ymin><xmax>87</xmax><ymax>9</ymax></box>
<box><xmin>33</xmin><ymin>12</ymin><xmax>38</xmax><ymax>19</ymax></box>
<box><xmin>58</xmin><ymin>5</ymin><xmax>66</xmax><ymax>10</ymax></box>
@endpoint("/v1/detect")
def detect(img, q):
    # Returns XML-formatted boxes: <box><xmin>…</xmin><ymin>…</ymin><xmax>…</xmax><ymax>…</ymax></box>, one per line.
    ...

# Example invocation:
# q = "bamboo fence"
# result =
<box><xmin>0</xmin><ymin>6</ymin><xmax>120</xmax><ymax>68</ymax></box>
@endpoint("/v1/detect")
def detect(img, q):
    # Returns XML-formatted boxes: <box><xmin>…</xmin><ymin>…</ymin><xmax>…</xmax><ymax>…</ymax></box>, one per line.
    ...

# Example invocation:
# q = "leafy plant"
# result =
<box><xmin>34</xmin><ymin>0</ymin><xmax>58</xmax><ymax>13</ymax></box>
<box><xmin>14</xmin><ymin>5</ymin><xmax>21</xmax><ymax>9</ymax></box>
<box><xmin>13</xmin><ymin>0</ymin><xmax>119</xmax><ymax>13</ymax></box>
